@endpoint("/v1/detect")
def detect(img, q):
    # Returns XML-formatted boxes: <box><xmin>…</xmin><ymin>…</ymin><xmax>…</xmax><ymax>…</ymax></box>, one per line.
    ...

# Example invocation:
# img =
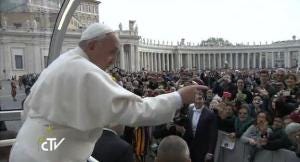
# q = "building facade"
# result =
<box><xmin>1</xmin><ymin>1</ymin><xmax>300</xmax><ymax>80</ymax></box>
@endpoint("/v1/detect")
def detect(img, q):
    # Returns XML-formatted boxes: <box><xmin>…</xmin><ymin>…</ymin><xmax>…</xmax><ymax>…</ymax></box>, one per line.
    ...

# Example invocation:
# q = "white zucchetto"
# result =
<box><xmin>80</xmin><ymin>23</ymin><xmax>114</xmax><ymax>41</ymax></box>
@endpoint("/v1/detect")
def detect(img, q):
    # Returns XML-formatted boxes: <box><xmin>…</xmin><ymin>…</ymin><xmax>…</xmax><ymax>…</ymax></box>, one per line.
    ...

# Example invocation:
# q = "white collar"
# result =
<box><xmin>76</xmin><ymin>47</ymin><xmax>90</xmax><ymax>60</ymax></box>
<box><xmin>103</xmin><ymin>128</ymin><xmax>118</xmax><ymax>135</ymax></box>
<box><xmin>193</xmin><ymin>105</ymin><xmax>204</xmax><ymax>113</ymax></box>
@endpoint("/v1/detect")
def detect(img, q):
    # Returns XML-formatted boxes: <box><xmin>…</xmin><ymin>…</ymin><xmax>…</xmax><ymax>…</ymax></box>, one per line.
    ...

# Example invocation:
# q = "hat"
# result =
<box><xmin>80</xmin><ymin>23</ymin><xmax>114</xmax><ymax>41</ymax></box>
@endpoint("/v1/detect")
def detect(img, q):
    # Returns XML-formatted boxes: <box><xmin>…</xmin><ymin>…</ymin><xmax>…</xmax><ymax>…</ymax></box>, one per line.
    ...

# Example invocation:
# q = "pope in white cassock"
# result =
<box><xmin>9</xmin><ymin>23</ymin><xmax>207</xmax><ymax>162</ymax></box>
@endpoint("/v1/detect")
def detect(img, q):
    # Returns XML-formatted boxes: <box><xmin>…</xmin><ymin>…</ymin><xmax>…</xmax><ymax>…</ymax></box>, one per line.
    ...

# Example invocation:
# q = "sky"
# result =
<box><xmin>99</xmin><ymin>0</ymin><xmax>300</xmax><ymax>45</ymax></box>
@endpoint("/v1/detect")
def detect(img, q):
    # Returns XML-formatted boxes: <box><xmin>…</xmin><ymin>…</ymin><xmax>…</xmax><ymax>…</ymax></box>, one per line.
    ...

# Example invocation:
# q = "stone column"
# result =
<box><xmin>174</xmin><ymin>53</ymin><xmax>180</xmax><ymax>70</ymax></box>
<box><xmin>271</xmin><ymin>52</ymin><xmax>275</xmax><ymax>68</ymax></box>
<box><xmin>186</xmin><ymin>54</ymin><xmax>190</xmax><ymax>69</ymax></box>
<box><xmin>241</xmin><ymin>53</ymin><xmax>244</xmax><ymax>69</ymax></box>
<box><xmin>265</xmin><ymin>52</ymin><xmax>269</xmax><ymax>68</ymax></box>
<box><xmin>166</xmin><ymin>53</ymin><xmax>170</xmax><ymax>71</ymax></box>
<box><xmin>235</xmin><ymin>53</ymin><xmax>238</xmax><ymax>69</ymax></box>
<box><xmin>208</xmin><ymin>54</ymin><xmax>211</xmax><ymax>69</ymax></box>
<box><xmin>140</xmin><ymin>52</ymin><xmax>143</xmax><ymax>69</ymax></box>
<box><xmin>213</xmin><ymin>54</ymin><xmax>216</xmax><ymax>69</ymax></box>
<box><xmin>218</xmin><ymin>53</ymin><xmax>222</xmax><ymax>69</ymax></box>
<box><xmin>158</xmin><ymin>53</ymin><xmax>160</xmax><ymax>72</ymax></box>
<box><xmin>247</xmin><ymin>52</ymin><xmax>250</xmax><ymax>69</ymax></box>
<box><xmin>130</xmin><ymin>45</ymin><xmax>135</xmax><ymax>72</ymax></box>
<box><xmin>146</xmin><ymin>52</ymin><xmax>149</xmax><ymax>71</ymax></box>
<box><xmin>230</xmin><ymin>53</ymin><xmax>233</xmax><ymax>68</ymax></box>
<box><xmin>253</xmin><ymin>53</ymin><xmax>256</xmax><ymax>68</ymax></box>
<box><xmin>162</xmin><ymin>53</ymin><xmax>165</xmax><ymax>70</ymax></box>
<box><xmin>259</xmin><ymin>53</ymin><xmax>262</xmax><ymax>68</ymax></box>
<box><xmin>153</xmin><ymin>53</ymin><xmax>156</xmax><ymax>71</ymax></box>
<box><xmin>150</xmin><ymin>53</ymin><xmax>153</xmax><ymax>72</ymax></box>
<box><xmin>171</xmin><ymin>54</ymin><xmax>174</xmax><ymax>71</ymax></box>
<box><xmin>136</xmin><ymin>46</ymin><xmax>140</xmax><ymax>71</ymax></box>
<box><xmin>197</xmin><ymin>54</ymin><xmax>201</xmax><ymax>69</ymax></box>
<box><xmin>203</xmin><ymin>54</ymin><xmax>206</xmax><ymax>69</ymax></box>
<box><xmin>285</xmin><ymin>50</ymin><xmax>290</xmax><ymax>68</ymax></box>
<box><xmin>120</xmin><ymin>44</ymin><xmax>125</xmax><ymax>70</ymax></box>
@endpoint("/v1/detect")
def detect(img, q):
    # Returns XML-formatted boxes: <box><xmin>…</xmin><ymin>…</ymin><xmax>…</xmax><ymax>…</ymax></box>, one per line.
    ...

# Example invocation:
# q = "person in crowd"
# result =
<box><xmin>285</xmin><ymin>122</ymin><xmax>300</xmax><ymax>157</ymax></box>
<box><xmin>284</xmin><ymin>73</ymin><xmax>300</xmax><ymax>102</ymax></box>
<box><xmin>241</xmin><ymin>111</ymin><xmax>272</xmax><ymax>162</ymax></box>
<box><xmin>183</xmin><ymin>90</ymin><xmax>217</xmax><ymax>162</ymax></box>
<box><xmin>275</xmin><ymin>68</ymin><xmax>287</xmax><ymax>84</ymax></box>
<box><xmin>262</xmin><ymin>117</ymin><xmax>292</xmax><ymax>151</ymax></box>
<box><xmin>10</xmin><ymin>78</ymin><xmax>17</xmax><ymax>101</ymax></box>
<box><xmin>216</xmin><ymin>102</ymin><xmax>235</xmax><ymax>133</ymax></box>
<box><xmin>230</xmin><ymin>104</ymin><xmax>254</xmax><ymax>138</ymax></box>
<box><xmin>213</xmin><ymin>74</ymin><xmax>235</xmax><ymax>100</ymax></box>
<box><xmin>9</xmin><ymin>23</ymin><xmax>207</xmax><ymax>162</ymax></box>
<box><xmin>209</xmin><ymin>100</ymin><xmax>219</xmax><ymax>111</ymax></box>
<box><xmin>92</xmin><ymin>124</ymin><xmax>133</xmax><ymax>162</ymax></box>
<box><xmin>232</xmin><ymin>79</ymin><xmax>253</xmax><ymax>104</ymax></box>
<box><xmin>255</xmin><ymin>69</ymin><xmax>276</xmax><ymax>99</ymax></box>
<box><xmin>205</xmin><ymin>89</ymin><xmax>214</xmax><ymax>105</ymax></box>
<box><xmin>155</xmin><ymin>135</ymin><xmax>191</xmax><ymax>162</ymax></box>
<box><xmin>249</xmin><ymin>95</ymin><xmax>266</xmax><ymax>118</ymax></box>
<box><xmin>274</xmin><ymin>96</ymin><xmax>297</xmax><ymax>117</ymax></box>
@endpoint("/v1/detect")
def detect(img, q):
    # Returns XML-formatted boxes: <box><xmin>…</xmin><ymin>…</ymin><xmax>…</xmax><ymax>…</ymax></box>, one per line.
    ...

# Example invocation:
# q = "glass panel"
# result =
<box><xmin>0</xmin><ymin>0</ymin><xmax>60</xmax><ymax>79</ymax></box>
<box><xmin>61</xmin><ymin>0</ymin><xmax>100</xmax><ymax>53</ymax></box>
<box><xmin>0</xmin><ymin>1</ymin><xmax>62</xmax><ymax>158</ymax></box>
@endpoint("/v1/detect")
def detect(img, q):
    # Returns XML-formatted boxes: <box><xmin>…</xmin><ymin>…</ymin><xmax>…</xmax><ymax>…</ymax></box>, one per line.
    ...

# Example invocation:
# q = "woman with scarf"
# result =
<box><xmin>229</xmin><ymin>104</ymin><xmax>254</xmax><ymax>138</ymax></box>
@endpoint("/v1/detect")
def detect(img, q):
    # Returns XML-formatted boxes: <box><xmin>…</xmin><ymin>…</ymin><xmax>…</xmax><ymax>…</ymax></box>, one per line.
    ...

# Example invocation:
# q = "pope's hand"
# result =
<box><xmin>178</xmin><ymin>85</ymin><xmax>208</xmax><ymax>105</ymax></box>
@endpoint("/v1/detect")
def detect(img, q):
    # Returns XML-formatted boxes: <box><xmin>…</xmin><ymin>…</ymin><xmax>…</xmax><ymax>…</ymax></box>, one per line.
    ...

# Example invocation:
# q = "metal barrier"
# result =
<box><xmin>0</xmin><ymin>139</ymin><xmax>16</xmax><ymax>147</ymax></box>
<box><xmin>0</xmin><ymin>110</ymin><xmax>22</xmax><ymax>121</ymax></box>
<box><xmin>214</xmin><ymin>131</ymin><xmax>300</xmax><ymax>162</ymax></box>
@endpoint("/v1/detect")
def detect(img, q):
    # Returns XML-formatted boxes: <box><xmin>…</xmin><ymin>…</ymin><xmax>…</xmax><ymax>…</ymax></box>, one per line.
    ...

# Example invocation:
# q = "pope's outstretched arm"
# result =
<box><xmin>85</xmin><ymin>70</ymin><xmax>204</xmax><ymax>129</ymax></box>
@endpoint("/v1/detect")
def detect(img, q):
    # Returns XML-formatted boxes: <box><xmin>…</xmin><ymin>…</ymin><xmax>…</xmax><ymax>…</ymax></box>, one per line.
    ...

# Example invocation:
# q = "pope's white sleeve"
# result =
<box><xmin>85</xmin><ymin>70</ymin><xmax>183</xmax><ymax>128</ymax></box>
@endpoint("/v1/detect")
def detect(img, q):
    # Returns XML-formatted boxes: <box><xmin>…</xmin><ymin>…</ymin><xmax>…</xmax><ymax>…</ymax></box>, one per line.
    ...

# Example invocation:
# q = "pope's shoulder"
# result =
<box><xmin>47</xmin><ymin>47</ymin><xmax>100</xmax><ymax>74</ymax></box>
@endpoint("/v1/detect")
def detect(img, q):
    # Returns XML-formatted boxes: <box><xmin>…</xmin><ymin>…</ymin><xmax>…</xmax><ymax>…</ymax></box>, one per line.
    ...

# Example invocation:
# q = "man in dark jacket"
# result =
<box><xmin>92</xmin><ymin>125</ymin><xmax>134</xmax><ymax>162</ymax></box>
<box><xmin>183</xmin><ymin>91</ymin><xmax>217</xmax><ymax>162</ymax></box>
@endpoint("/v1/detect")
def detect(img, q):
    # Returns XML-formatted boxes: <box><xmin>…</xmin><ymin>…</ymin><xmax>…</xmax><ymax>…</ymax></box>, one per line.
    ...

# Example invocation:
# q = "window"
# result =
<box><xmin>13</xmin><ymin>23</ymin><xmax>22</xmax><ymax>28</ymax></box>
<box><xmin>15</xmin><ymin>55</ymin><xmax>23</xmax><ymax>69</ymax></box>
<box><xmin>11</xmin><ymin>48</ymin><xmax>24</xmax><ymax>70</ymax></box>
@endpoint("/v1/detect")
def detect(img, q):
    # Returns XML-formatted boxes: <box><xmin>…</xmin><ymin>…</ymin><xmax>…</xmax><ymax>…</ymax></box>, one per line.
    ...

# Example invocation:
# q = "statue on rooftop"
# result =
<box><xmin>118</xmin><ymin>23</ymin><xmax>122</xmax><ymax>31</ymax></box>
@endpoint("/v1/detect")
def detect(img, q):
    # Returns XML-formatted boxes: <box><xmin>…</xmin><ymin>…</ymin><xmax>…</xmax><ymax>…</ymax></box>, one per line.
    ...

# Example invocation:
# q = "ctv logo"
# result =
<box><xmin>40</xmin><ymin>138</ymin><xmax>65</xmax><ymax>151</ymax></box>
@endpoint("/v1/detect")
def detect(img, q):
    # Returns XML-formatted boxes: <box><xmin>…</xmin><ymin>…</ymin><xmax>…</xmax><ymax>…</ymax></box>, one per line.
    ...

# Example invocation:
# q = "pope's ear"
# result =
<box><xmin>87</xmin><ymin>39</ymin><xmax>98</xmax><ymax>51</ymax></box>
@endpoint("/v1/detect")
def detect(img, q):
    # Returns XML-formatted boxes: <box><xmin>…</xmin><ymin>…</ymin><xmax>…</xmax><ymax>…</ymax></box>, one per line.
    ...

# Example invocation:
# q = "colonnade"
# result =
<box><xmin>118</xmin><ymin>43</ymin><xmax>300</xmax><ymax>72</ymax></box>
<box><xmin>135</xmin><ymin>51</ymin><xmax>299</xmax><ymax>71</ymax></box>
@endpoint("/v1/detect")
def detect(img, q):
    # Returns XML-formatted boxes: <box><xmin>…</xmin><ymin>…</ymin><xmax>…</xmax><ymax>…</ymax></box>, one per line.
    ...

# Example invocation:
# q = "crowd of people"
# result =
<box><xmin>4</xmin><ymin>66</ymin><xmax>300</xmax><ymax>162</ymax></box>
<box><xmin>104</xmin><ymin>66</ymin><xmax>300</xmax><ymax>162</ymax></box>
